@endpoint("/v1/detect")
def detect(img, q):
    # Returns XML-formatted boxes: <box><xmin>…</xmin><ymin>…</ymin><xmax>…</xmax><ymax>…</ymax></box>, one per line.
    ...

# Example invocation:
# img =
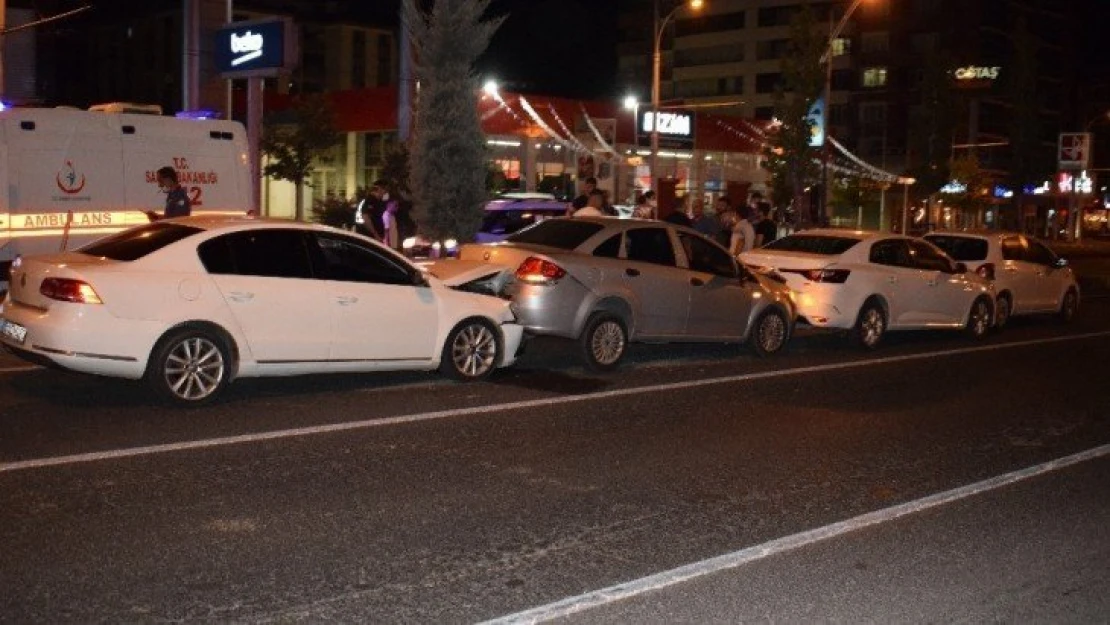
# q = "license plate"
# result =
<box><xmin>0</xmin><ymin>319</ymin><xmax>27</xmax><ymax>345</ymax></box>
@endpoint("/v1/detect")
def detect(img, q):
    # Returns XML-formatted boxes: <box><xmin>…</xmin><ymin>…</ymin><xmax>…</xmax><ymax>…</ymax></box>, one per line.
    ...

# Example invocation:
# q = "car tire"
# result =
<box><xmin>994</xmin><ymin>293</ymin><xmax>1012</xmax><ymax>331</ymax></box>
<box><xmin>965</xmin><ymin>296</ymin><xmax>992</xmax><ymax>340</ymax></box>
<box><xmin>750</xmin><ymin>308</ymin><xmax>789</xmax><ymax>358</ymax></box>
<box><xmin>145</xmin><ymin>325</ymin><xmax>232</xmax><ymax>406</ymax></box>
<box><xmin>1057</xmin><ymin>288</ymin><xmax>1079</xmax><ymax>324</ymax></box>
<box><xmin>851</xmin><ymin>299</ymin><xmax>886</xmax><ymax>350</ymax></box>
<box><xmin>440</xmin><ymin>318</ymin><xmax>501</xmax><ymax>381</ymax></box>
<box><xmin>580</xmin><ymin>313</ymin><xmax>627</xmax><ymax>372</ymax></box>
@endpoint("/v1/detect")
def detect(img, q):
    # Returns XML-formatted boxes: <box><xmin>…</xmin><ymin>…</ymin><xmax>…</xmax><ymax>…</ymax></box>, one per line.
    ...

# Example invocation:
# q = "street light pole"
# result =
<box><xmin>820</xmin><ymin>0</ymin><xmax>869</xmax><ymax>225</ymax></box>
<box><xmin>650</xmin><ymin>0</ymin><xmax>703</xmax><ymax>200</ymax></box>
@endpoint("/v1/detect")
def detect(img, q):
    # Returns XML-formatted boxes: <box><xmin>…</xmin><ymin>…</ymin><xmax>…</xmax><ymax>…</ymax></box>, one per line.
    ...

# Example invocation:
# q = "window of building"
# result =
<box><xmin>756</xmin><ymin>39</ymin><xmax>789</xmax><ymax>61</ymax></box>
<box><xmin>859</xmin><ymin>102</ymin><xmax>887</xmax><ymax>125</ymax></box>
<box><xmin>755</xmin><ymin>72</ymin><xmax>782</xmax><ymax>94</ymax></box>
<box><xmin>831</xmin><ymin>69</ymin><xmax>854</xmax><ymax>90</ymax></box>
<box><xmin>861</xmin><ymin>31</ymin><xmax>889</xmax><ymax>54</ymax></box>
<box><xmin>674</xmin><ymin>43</ymin><xmax>746</xmax><ymax>67</ymax></box>
<box><xmin>675</xmin><ymin>78</ymin><xmax>719</xmax><ymax>98</ymax></box>
<box><xmin>675</xmin><ymin>11</ymin><xmax>746</xmax><ymax>36</ymax></box>
<box><xmin>757</xmin><ymin>6</ymin><xmax>793</xmax><ymax>27</ymax></box>
<box><xmin>829</xmin><ymin>104</ymin><xmax>848</xmax><ymax>125</ymax></box>
<box><xmin>377</xmin><ymin>34</ymin><xmax>393</xmax><ymax>86</ymax></box>
<box><xmin>862</xmin><ymin>67</ymin><xmax>888</xmax><ymax>88</ymax></box>
<box><xmin>830</xmin><ymin>37</ymin><xmax>851</xmax><ymax>57</ymax></box>
<box><xmin>719</xmin><ymin>76</ymin><xmax>743</xmax><ymax>95</ymax></box>
<box><xmin>351</xmin><ymin>30</ymin><xmax>367</xmax><ymax>88</ymax></box>
<box><xmin>910</xmin><ymin>32</ymin><xmax>938</xmax><ymax>54</ymax></box>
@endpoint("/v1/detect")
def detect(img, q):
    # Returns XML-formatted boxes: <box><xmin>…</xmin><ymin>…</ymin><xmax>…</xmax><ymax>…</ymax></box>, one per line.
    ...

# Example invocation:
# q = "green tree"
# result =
<box><xmin>403</xmin><ymin>0</ymin><xmax>505</xmax><ymax>241</ymax></box>
<box><xmin>380</xmin><ymin>143</ymin><xmax>413</xmax><ymax>197</ymax></box>
<box><xmin>947</xmin><ymin>153</ymin><xmax>993</xmax><ymax>222</ymax></box>
<box><xmin>763</xmin><ymin>5</ymin><xmax>825</xmax><ymax>227</ymax></box>
<box><xmin>261</xmin><ymin>94</ymin><xmax>341</xmax><ymax>221</ymax></box>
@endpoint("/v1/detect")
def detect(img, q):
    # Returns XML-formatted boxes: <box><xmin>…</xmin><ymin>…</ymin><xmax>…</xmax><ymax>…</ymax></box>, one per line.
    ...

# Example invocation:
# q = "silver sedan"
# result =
<box><xmin>456</xmin><ymin>217</ymin><xmax>796</xmax><ymax>371</ymax></box>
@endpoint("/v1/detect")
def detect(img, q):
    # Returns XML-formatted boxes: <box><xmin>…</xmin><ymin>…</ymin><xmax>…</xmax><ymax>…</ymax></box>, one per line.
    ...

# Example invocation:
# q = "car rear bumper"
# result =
<box><xmin>499</xmin><ymin>322</ymin><xmax>525</xmax><ymax>367</ymax></box>
<box><xmin>505</xmin><ymin>281</ymin><xmax>592</xmax><ymax>339</ymax></box>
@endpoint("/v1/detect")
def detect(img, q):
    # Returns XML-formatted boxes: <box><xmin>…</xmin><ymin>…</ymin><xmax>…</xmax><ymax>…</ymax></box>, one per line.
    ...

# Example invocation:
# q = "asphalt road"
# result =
<box><xmin>1</xmin><ymin>301</ymin><xmax>1108</xmax><ymax>623</ymax></box>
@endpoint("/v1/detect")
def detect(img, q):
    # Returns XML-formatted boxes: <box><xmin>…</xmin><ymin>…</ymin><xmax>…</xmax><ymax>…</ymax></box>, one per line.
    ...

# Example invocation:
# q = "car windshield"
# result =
<box><xmin>480</xmin><ymin>209</ymin><xmax>566</xmax><ymax>236</ymax></box>
<box><xmin>925</xmin><ymin>235</ymin><xmax>989</xmax><ymax>262</ymax></box>
<box><xmin>506</xmin><ymin>219</ymin><xmax>605</xmax><ymax>250</ymax></box>
<box><xmin>763</xmin><ymin>234</ymin><xmax>861</xmax><ymax>255</ymax></box>
<box><xmin>79</xmin><ymin>223</ymin><xmax>204</xmax><ymax>261</ymax></box>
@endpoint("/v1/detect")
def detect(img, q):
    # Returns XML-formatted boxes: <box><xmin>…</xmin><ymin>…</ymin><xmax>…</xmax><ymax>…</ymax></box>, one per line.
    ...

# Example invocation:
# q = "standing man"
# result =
<box><xmin>570</xmin><ymin>177</ymin><xmax>598</xmax><ymax>212</ymax></box>
<box><xmin>692</xmin><ymin>199</ymin><xmax>721</xmax><ymax>240</ymax></box>
<box><xmin>374</xmin><ymin>180</ymin><xmax>402</xmax><ymax>250</ymax></box>
<box><xmin>146</xmin><ymin>166</ymin><xmax>191</xmax><ymax>221</ymax></box>
<box><xmin>753</xmin><ymin>201</ymin><xmax>778</xmax><ymax>247</ymax></box>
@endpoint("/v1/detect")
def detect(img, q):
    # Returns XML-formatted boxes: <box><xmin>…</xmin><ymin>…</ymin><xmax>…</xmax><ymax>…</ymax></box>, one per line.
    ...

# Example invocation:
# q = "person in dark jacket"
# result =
<box><xmin>146</xmin><ymin>166</ymin><xmax>191</xmax><ymax>221</ymax></box>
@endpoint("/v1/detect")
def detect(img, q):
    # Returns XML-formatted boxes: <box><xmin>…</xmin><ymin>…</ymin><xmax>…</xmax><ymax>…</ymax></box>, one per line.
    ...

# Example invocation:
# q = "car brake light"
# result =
<box><xmin>40</xmin><ymin>278</ymin><xmax>103</xmax><ymax>304</ymax></box>
<box><xmin>976</xmin><ymin>263</ymin><xmax>995</xmax><ymax>280</ymax></box>
<box><xmin>515</xmin><ymin>257</ymin><xmax>566</xmax><ymax>284</ymax></box>
<box><xmin>783</xmin><ymin>269</ymin><xmax>851</xmax><ymax>284</ymax></box>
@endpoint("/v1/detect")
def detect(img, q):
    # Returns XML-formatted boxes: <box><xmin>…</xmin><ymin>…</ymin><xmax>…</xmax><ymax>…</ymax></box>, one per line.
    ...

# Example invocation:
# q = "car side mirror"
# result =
<box><xmin>1054</xmin><ymin>257</ymin><xmax>1068</xmax><ymax>268</ymax></box>
<box><xmin>954</xmin><ymin>262</ymin><xmax>968</xmax><ymax>274</ymax></box>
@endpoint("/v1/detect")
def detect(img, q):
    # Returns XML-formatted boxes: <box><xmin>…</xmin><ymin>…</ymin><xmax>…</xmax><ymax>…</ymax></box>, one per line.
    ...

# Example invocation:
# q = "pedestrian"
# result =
<box><xmin>721</xmin><ymin>203</ymin><xmax>755</xmax><ymax>258</ymax></box>
<box><xmin>692</xmin><ymin>199</ymin><xmax>721</xmax><ymax>240</ymax></box>
<box><xmin>145</xmin><ymin>166</ymin><xmax>191</xmax><ymax>221</ymax></box>
<box><xmin>753</xmin><ymin>201</ymin><xmax>778</xmax><ymax>247</ymax></box>
<box><xmin>355</xmin><ymin>186</ymin><xmax>383</xmax><ymax>240</ymax></box>
<box><xmin>633</xmin><ymin>190</ymin><xmax>656</xmax><ymax>219</ymax></box>
<box><xmin>662</xmin><ymin>196</ymin><xmax>693</xmax><ymax>227</ymax></box>
<box><xmin>572</xmin><ymin>189</ymin><xmax>606</xmax><ymax>217</ymax></box>
<box><xmin>570</xmin><ymin>176</ymin><xmax>598</xmax><ymax>211</ymax></box>
<box><xmin>712</xmin><ymin>196</ymin><xmax>734</xmax><ymax>248</ymax></box>
<box><xmin>375</xmin><ymin>179</ymin><xmax>402</xmax><ymax>250</ymax></box>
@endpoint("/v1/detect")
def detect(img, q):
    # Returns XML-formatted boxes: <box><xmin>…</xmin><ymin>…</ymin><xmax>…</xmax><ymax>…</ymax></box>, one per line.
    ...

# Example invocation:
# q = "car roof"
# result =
<box><xmin>160</xmin><ymin>215</ymin><xmax>341</xmax><ymax>234</ymax></box>
<box><xmin>925</xmin><ymin>229</ymin><xmax>1022</xmax><ymax>241</ymax></box>
<box><xmin>484</xmin><ymin>198</ymin><xmax>568</xmax><ymax>211</ymax></box>
<box><xmin>781</xmin><ymin>228</ymin><xmax>893</xmax><ymax>241</ymax></box>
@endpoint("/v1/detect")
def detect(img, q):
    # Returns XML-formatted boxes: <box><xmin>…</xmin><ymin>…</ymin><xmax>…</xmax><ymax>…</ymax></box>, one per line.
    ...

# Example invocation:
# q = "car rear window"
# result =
<box><xmin>506</xmin><ymin>219</ymin><xmax>605</xmax><ymax>250</ymax></box>
<box><xmin>480</xmin><ymin>209</ymin><xmax>566</xmax><ymax>236</ymax></box>
<box><xmin>763</xmin><ymin>234</ymin><xmax>861</xmax><ymax>255</ymax></box>
<box><xmin>79</xmin><ymin>223</ymin><xmax>204</xmax><ymax>261</ymax></box>
<box><xmin>924</xmin><ymin>235</ymin><xmax>989</xmax><ymax>262</ymax></box>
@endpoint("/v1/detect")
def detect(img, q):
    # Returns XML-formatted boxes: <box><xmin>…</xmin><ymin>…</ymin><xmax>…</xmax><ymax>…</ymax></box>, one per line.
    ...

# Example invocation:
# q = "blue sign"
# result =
<box><xmin>215</xmin><ymin>19</ymin><xmax>293</xmax><ymax>77</ymax></box>
<box><xmin>807</xmin><ymin>97</ymin><xmax>825</xmax><ymax>148</ymax></box>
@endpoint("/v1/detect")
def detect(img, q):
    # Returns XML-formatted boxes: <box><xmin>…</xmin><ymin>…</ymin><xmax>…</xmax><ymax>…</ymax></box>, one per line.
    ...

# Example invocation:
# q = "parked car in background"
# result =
<box><xmin>0</xmin><ymin>218</ymin><xmax>523</xmax><ymax>405</ymax></box>
<box><xmin>476</xmin><ymin>197</ymin><xmax>569</xmax><ymax>243</ymax></box>
<box><xmin>454</xmin><ymin>217</ymin><xmax>796</xmax><ymax>370</ymax></box>
<box><xmin>741</xmin><ymin>230</ymin><xmax>995</xmax><ymax>349</ymax></box>
<box><xmin>923</xmin><ymin>231</ymin><xmax>1080</xmax><ymax>328</ymax></box>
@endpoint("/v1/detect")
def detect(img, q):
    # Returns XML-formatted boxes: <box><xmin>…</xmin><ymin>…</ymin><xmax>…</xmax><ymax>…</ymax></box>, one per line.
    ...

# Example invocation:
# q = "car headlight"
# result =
<box><xmin>444</xmin><ymin>238</ymin><xmax>458</xmax><ymax>250</ymax></box>
<box><xmin>402</xmin><ymin>237</ymin><xmax>417</xmax><ymax>250</ymax></box>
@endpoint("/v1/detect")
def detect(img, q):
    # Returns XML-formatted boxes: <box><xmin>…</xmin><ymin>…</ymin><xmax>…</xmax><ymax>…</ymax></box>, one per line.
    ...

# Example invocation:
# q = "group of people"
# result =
<box><xmin>567</xmin><ymin>176</ymin><xmax>779</xmax><ymax>259</ymax></box>
<box><xmin>354</xmin><ymin>180</ymin><xmax>416</xmax><ymax>250</ymax></box>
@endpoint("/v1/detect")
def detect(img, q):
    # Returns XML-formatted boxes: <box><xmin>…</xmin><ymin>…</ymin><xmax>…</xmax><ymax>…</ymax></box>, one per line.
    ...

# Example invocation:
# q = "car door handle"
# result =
<box><xmin>887</xmin><ymin>276</ymin><xmax>897</xmax><ymax>284</ymax></box>
<box><xmin>335</xmin><ymin>295</ymin><xmax>359</xmax><ymax>306</ymax></box>
<box><xmin>625</xmin><ymin>268</ymin><xmax>641</xmax><ymax>277</ymax></box>
<box><xmin>227</xmin><ymin>291</ymin><xmax>254</xmax><ymax>302</ymax></box>
<box><xmin>690</xmin><ymin>277</ymin><xmax>705</xmax><ymax>287</ymax></box>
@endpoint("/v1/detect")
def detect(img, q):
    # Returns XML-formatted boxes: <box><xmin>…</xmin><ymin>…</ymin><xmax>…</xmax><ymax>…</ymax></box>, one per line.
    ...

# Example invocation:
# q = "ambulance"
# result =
<box><xmin>0</xmin><ymin>102</ymin><xmax>252</xmax><ymax>290</ymax></box>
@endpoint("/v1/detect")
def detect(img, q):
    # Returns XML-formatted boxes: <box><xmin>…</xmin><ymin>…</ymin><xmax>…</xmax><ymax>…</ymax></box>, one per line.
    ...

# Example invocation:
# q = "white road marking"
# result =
<box><xmin>482</xmin><ymin>443</ymin><xmax>1110</xmax><ymax>625</ymax></box>
<box><xmin>1</xmin><ymin>330</ymin><xmax>1108</xmax><ymax>474</ymax></box>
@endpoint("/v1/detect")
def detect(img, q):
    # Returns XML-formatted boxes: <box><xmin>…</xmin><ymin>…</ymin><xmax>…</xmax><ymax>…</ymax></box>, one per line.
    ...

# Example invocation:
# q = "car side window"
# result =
<box><xmin>311</xmin><ymin>234</ymin><xmax>415</xmax><ymax>285</ymax></box>
<box><xmin>869</xmin><ymin>239</ymin><xmax>911</xmax><ymax>267</ymax></box>
<box><xmin>1001</xmin><ymin>237</ymin><xmax>1025</xmax><ymax>261</ymax></box>
<box><xmin>1024</xmin><ymin>240</ymin><xmax>1055</xmax><ymax>266</ymax></box>
<box><xmin>679</xmin><ymin>233</ymin><xmax>737</xmax><ymax>277</ymax></box>
<box><xmin>908</xmin><ymin>240</ymin><xmax>954</xmax><ymax>272</ymax></box>
<box><xmin>625</xmin><ymin>227</ymin><xmax>676</xmax><ymax>267</ymax></box>
<box><xmin>592</xmin><ymin>233</ymin><xmax>622</xmax><ymax>258</ymax></box>
<box><xmin>198</xmin><ymin>229</ymin><xmax>313</xmax><ymax>279</ymax></box>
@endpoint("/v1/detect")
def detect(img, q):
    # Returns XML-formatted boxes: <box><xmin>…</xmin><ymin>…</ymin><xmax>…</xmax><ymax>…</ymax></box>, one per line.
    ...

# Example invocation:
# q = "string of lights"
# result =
<box><xmin>576</xmin><ymin>105</ymin><xmax>618</xmax><ymax>156</ymax></box>
<box><xmin>518</xmin><ymin>96</ymin><xmax>587</xmax><ymax>154</ymax></box>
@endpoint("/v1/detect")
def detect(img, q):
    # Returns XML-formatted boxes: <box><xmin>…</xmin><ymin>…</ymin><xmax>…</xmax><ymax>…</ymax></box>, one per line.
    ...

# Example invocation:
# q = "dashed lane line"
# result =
<box><xmin>1</xmin><ymin>330</ymin><xmax>1109</xmax><ymax>474</ymax></box>
<box><xmin>481</xmin><ymin>443</ymin><xmax>1110</xmax><ymax>624</ymax></box>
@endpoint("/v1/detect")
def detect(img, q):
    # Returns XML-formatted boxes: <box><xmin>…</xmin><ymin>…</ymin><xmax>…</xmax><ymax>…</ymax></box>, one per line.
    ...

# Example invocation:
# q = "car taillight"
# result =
<box><xmin>976</xmin><ymin>263</ymin><xmax>995</xmax><ymax>280</ymax></box>
<box><xmin>515</xmin><ymin>257</ymin><xmax>566</xmax><ymax>284</ymax></box>
<box><xmin>784</xmin><ymin>269</ymin><xmax>851</xmax><ymax>284</ymax></box>
<box><xmin>40</xmin><ymin>278</ymin><xmax>103</xmax><ymax>304</ymax></box>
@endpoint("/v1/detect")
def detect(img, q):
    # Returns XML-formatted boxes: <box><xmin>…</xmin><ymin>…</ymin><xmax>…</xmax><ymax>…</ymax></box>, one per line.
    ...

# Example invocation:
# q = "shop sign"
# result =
<box><xmin>638</xmin><ymin>109</ymin><xmax>695</xmax><ymax>148</ymax></box>
<box><xmin>215</xmin><ymin>18</ymin><xmax>297</xmax><ymax>78</ymax></box>
<box><xmin>954</xmin><ymin>66</ymin><xmax>1001</xmax><ymax>81</ymax></box>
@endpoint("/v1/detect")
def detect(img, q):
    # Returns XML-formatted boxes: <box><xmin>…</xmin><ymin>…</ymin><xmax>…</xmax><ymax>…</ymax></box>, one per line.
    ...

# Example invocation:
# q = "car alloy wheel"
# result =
<box><xmin>441</xmin><ymin>319</ymin><xmax>500</xmax><ymax>381</ymax></box>
<box><xmin>966</xmin><ymin>297</ymin><xmax>991</xmax><ymax>339</ymax></box>
<box><xmin>146</xmin><ymin>326</ymin><xmax>231</xmax><ymax>405</ymax></box>
<box><xmin>853</xmin><ymin>301</ymin><xmax>886</xmax><ymax>349</ymax></box>
<box><xmin>581</xmin><ymin>313</ymin><xmax>627</xmax><ymax>372</ymax></box>
<box><xmin>751</xmin><ymin>309</ymin><xmax>788</xmax><ymax>357</ymax></box>
<box><xmin>994</xmin><ymin>294</ymin><xmax>1011</xmax><ymax>330</ymax></box>
<box><xmin>1058</xmin><ymin>290</ymin><xmax>1078</xmax><ymax>323</ymax></box>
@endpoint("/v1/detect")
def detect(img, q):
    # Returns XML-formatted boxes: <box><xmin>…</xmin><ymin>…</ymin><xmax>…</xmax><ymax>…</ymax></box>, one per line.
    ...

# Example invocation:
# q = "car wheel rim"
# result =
<box><xmin>971</xmin><ymin>301</ymin><xmax>989</xmax><ymax>336</ymax></box>
<box><xmin>861</xmin><ymin>309</ymin><xmax>883</xmax><ymax>346</ymax></box>
<box><xmin>452</xmin><ymin>324</ymin><xmax>497</xmax><ymax>378</ymax></box>
<box><xmin>996</xmin><ymin>298</ymin><xmax>1010</xmax><ymax>327</ymax></box>
<box><xmin>591</xmin><ymin>321</ymin><xmax>625</xmax><ymax>366</ymax></box>
<box><xmin>163</xmin><ymin>337</ymin><xmax>225</xmax><ymax>401</ymax></box>
<box><xmin>758</xmin><ymin>313</ymin><xmax>786</xmax><ymax>353</ymax></box>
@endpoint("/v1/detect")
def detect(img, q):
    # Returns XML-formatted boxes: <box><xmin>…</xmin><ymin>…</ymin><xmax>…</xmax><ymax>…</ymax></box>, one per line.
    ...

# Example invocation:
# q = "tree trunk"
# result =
<box><xmin>295</xmin><ymin>180</ymin><xmax>305</xmax><ymax>221</ymax></box>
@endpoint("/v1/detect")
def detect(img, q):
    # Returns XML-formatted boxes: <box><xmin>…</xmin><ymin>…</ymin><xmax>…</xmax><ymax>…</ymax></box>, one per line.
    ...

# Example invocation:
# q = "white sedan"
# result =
<box><xmin>0</xmin><ymin>217</ymin><xmax>524</xmax><ymax>405</ymax></box>
<box><xmin>741</xmin><ymin>230</ymin><xmax>995</xmax><ymax>348</ymax></box>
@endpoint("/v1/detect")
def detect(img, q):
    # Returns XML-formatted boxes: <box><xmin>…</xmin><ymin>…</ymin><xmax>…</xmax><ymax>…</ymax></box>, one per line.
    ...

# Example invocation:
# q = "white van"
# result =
<box><xmin>0</xmin><ymin>104</ymin><xmax>251</xmax><ymax>287</ymax></box>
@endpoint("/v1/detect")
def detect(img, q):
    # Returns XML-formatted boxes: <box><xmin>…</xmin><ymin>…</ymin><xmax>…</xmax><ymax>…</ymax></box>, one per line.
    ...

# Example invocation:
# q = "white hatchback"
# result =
<box><xmin>741</xmin><ymin>230</ymin><xmax>995</xmax><ymax>348</ymax></box>
<box><xmin>923</xmin><ymin>231</ymin><xmax>1080</xmax><ymax>328</ymax></box>
<box><xmin>0</xmin><ymin>217</ymin><xmax>524</xmax><ymax>405</ymax></box>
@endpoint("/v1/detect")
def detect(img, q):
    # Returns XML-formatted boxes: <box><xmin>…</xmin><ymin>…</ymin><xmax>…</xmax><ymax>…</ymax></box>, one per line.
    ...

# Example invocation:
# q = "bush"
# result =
<box><xmin>311</xmin><ymin>196</ymin><xmax>355</xmax><ymax>229</ymax></box>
